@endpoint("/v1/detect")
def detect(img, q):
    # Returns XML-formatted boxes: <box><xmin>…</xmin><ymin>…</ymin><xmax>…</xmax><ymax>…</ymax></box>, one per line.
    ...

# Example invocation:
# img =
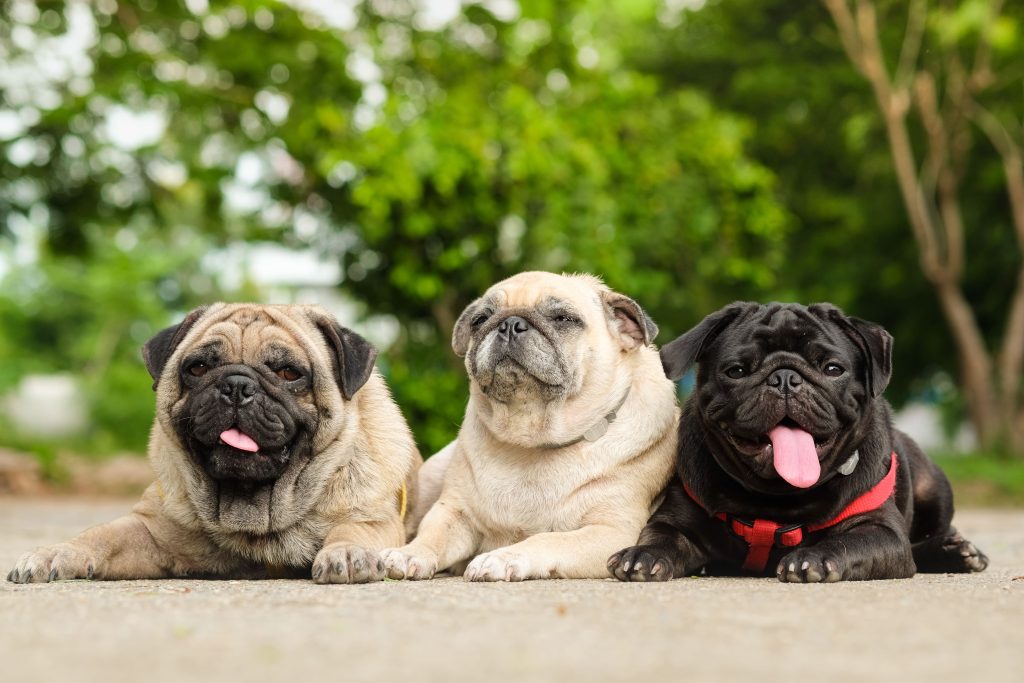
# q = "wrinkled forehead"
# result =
<box><xmin>730</xmin><ymin>305</ymin><xmax>849</xmax><ymax>356</ymax></box>
<box><xmin>484</xmin><ymin>276</ymin><xmax>601</xmax><ymax>312</ymax></box>
<box><xmin>187</xmin><ymin>307</ymin><xmax>312</xmax><ymax>365</ymax></box>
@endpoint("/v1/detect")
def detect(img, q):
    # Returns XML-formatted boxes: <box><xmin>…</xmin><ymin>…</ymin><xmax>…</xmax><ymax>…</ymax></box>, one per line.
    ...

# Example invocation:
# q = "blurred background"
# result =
<box><xmin>1</xmin><ymin>0</ymin><xmax>1023</xmax><ymax>501</ymax></box>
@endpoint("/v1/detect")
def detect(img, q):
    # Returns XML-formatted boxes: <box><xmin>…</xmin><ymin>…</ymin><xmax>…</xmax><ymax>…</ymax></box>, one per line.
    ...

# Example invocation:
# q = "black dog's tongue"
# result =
<box><xmin>769</xmin><ymin>425</ymin><xmax>820</xmax><ymax>488</ymax></box>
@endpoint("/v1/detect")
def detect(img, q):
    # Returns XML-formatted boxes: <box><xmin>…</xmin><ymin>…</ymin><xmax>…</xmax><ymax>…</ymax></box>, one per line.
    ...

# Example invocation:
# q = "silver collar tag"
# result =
<box><xmin>838</xmin><ymin>450</ymin><xmax>860</xmax><ymax>476</ymax></box>
<box><xmin>582</xmin><ymin>414</ymin><xmax>612</xmax><ymax>442</ymax></box>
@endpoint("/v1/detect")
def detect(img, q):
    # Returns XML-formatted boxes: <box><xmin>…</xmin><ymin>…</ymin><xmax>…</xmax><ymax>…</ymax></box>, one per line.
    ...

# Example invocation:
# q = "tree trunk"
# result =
<box><xmin>932</xmin><ymin>280</ymin><xmax>1001</xmax><ymax>448</ymax></box>
<box><xmin>974</xmin><ymin>104</ymin><xmax>1024</xmax><ymax>453</ymax></box>
<box><xmin>823</xmin><ymin>0</ymin><xmax>1019</xmax><ymax>454</ymax></box>
<box><xmin>1001</xmin><ymin>269</ymin><xmax>1024</xmax><ymax>451</ymax></box>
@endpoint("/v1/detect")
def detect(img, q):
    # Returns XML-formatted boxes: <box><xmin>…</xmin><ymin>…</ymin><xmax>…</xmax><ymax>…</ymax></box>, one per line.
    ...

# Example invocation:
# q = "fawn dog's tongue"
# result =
<box><xmin>219</xmin><ymin>428</ymin><xmax>259</xmax><ymax>453</ymax></box>
<box><xmin>769</xmin><ymin>425</ymin><xmax>819</xmax><ymax>488</ymax></box>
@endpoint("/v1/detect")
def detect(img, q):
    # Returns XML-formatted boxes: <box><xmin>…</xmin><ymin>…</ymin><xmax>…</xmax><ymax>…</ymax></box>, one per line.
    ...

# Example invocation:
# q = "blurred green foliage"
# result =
<box><xmin>0</xmin><ymin>0</ymin><xmax>1021</xmax><ymax>458</ymax></box>
<box><xmin>623</xmin><ymin>0</ymin><xmax>1024</xmax><ymax>409</ymax></box>
<box><xmin>933</xmin><ymin>453</ymin><xmax>1024</xmax><ymax>506</ymax></box>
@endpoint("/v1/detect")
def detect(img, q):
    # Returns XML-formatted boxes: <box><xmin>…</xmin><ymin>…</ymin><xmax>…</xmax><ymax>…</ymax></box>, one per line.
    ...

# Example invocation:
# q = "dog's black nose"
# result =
<box><xmin>497</xmin><ymin>316</ymin><xmax>531</xmax><ymax>339</ymax></box>
<box><xmin>219</xmin><ymin>374</ymin><xmax>258</xmax><ymax>406</ymax></box>
<box><xmin>767</xmin><ymin>368</ymin><xmax>803</xmax><ymax>394</ymax></box>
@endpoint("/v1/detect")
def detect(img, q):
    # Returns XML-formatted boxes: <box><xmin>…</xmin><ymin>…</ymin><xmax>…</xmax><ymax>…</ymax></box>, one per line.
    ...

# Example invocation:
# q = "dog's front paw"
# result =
<box><xmin>942</xmin><ymin>532</ymin><xmax>989</xmax><ymax>573</ymax></box>
<box><xmin>607</xmin><ymin>545</ymin><xmax>674</xmax><ymax>582</ymax></box>
<box><xmin>464</xmin><ymin>550</ymin><xmax>532</xmax><ymax>582</ymax></box>
<box><xmin>312</xmin><ymin>544</ymin><xmax>384</xmax><ymax>584</ymax></box>
<box><xmin>8</xmin><ymin>544</ymin><xmax>97</xmax><ymax>584</ymax></box>
<box><xmin>380</xmin><ymin>547</ymin><xmax>438</xmax><ymax>580</ymax></box>
<box><xmin>777</xmin><ymin>548</ymin><xmax>843</xmax><ymax>584</ymax></box>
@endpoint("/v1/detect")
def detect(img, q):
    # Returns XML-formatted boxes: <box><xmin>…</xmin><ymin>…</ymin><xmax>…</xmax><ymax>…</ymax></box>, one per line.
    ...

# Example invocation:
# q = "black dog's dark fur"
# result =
<box><xmin>608</xmin><ymin>302</ymin><xmax>988</xmax><ymax>582</ymax></box>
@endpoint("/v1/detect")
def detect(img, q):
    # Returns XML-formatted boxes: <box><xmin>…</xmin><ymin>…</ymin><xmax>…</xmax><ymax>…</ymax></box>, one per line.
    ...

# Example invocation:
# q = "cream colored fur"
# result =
<box><xmin>385</xmin><ymin>272</ymin><xmax>678</xmax><ymax>581</ymax></box>
<box><xmin>9</xmin><ymin>304</ymin><xmax>419</xmax><ymax>584</ymax></box>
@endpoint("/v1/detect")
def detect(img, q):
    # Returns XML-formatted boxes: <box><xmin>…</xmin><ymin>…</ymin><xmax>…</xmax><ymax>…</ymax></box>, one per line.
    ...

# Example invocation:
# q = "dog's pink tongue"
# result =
<box><xmin>219</xmin><ymin>428</ymin><xmax>259</xmax><ymax>453</ymax></box>
<box><xmin>769</xmin><ymin>425</ymin><xmax>820</xmax><ymax>488</ymax></box>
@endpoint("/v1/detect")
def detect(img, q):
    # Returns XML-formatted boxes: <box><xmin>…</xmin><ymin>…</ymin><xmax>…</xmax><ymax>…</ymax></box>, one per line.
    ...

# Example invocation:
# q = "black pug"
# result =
<box><xmin>608</xmin><ymin>302</ymin><xmax>988</xmax><ymax>583</ymax></box>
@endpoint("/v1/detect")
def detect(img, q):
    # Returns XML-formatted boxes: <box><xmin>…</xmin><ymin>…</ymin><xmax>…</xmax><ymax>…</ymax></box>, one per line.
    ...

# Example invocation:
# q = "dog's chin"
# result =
<box><xmin>195</xmin><ymin>442</ymin><xmax>292</xmax><ymax>483</ymax></box>
<box><xmin>474</xmin><ymin>358</ymin><xmax>566</xmax><ymax>404</ymax></box>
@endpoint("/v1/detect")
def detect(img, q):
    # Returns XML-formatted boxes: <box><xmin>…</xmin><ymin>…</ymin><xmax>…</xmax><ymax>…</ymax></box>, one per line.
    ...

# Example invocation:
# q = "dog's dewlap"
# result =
<box><xmin>768</xmin><ymin>425</ymin><xmax>819</xmax><ymax>488</ymax></box>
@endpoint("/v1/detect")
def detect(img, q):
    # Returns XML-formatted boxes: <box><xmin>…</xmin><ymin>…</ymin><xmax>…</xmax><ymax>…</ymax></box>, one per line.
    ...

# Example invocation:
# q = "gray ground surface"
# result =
<box><xmin>1</xmin><ymin>499</ymin><xmax>1022</xmax><ymax>683</ymax></box>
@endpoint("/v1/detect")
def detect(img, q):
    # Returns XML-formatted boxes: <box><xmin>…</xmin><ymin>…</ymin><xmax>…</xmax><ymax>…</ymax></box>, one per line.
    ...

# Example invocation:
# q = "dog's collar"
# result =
<box><xmin>803</xmin><ymin>449</ymin><xmax>861</xmax><ymax>489</ymax></box>
<box><xmin>539</xmin><ymin>387</ymin><xmax>631</xmax><ymax>450</ymax></box>
<box><xmin>683</xmin><ymin>452</ymin><xmax>898</xmax><ymax>573</ymax></box>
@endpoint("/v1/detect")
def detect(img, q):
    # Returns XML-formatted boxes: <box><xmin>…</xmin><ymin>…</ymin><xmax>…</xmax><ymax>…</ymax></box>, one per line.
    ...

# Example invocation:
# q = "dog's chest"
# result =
<box><xmin>470</xmin><ymin>449</ymin><xmax>610</xmax><ymax>536</ymax></box>
<box><xmin>211</xmin><ymin>516</ymin><xmax>329</xmax><ymax>567</ymax></box>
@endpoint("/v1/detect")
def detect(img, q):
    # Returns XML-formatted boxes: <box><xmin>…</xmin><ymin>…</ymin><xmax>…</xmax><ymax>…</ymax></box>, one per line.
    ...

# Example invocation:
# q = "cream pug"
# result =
<box><xmin>9</xmin><ymin>304</ymin><xmax>419</xmax><ymax>584</ymax></box>
<box><xmin>384</xmin><ymin>272</ymin><xmax>678</xmax><ymax>581</ymax></box>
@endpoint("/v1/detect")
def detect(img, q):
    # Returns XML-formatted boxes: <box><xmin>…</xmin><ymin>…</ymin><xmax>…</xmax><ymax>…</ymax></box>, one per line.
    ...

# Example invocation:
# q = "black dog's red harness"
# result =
<box><xmin>683</xmin><ymin>452</ymin><xmax>899</xmax><ymax>573</ymax></box>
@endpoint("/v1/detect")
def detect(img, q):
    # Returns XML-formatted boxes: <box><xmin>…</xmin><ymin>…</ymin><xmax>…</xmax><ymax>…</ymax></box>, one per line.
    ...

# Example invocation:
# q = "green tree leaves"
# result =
<box><xmin>3</xmin><ymin>0</ymin><xmax>786</xmax><ymax>454</ymax></box>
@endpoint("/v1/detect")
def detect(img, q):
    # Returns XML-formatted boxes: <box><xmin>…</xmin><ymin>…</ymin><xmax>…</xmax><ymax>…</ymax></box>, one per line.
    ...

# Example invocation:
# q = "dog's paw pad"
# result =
<box><xmin>607</xmin><ymin>546</ymin><xmax>674</xmax><ymax>582</ymax></box>
<box><xmin>464</xmin><ymin>551</ymin><xmax>531</xmax><ymax>582</ymax></box>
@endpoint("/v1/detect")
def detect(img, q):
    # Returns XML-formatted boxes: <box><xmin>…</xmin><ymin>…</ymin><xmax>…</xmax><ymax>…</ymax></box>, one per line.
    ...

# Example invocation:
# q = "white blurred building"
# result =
<box><xmin>4</xmin><ymin>374</ymin><xmax>87</xmax><ymax>438</ymax></box>
<box><xmin>892</xmin><ymin>402</ymin><xmax>976</xmax><ymax>452</ymax></box>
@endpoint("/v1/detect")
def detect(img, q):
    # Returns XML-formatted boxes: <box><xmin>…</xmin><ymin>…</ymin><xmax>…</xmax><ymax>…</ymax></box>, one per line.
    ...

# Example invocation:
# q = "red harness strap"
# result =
<box><xmin>684</xmin><ymin>452</ymin><xmax>899</xmax><ymax>573</ymax></box>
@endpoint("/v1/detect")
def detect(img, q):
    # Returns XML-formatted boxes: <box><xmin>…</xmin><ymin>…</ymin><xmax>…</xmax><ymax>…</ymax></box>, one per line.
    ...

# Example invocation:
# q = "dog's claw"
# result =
<box><xmin>312</xmin><ymin>544</ymin><xmax>385</xmax><ymax>584</ymax></box>
<box><xmin>380</xmin><ymin>548</ymin><xmax>438</xmax><ymax>581</ymax></box>
<box><xmin>464</xmin><ymin>550</ymin><xmax>530</xmax><ymax>582</ymax></box>
<box><xmin>779</xmin><ymin>549</ymin><xmax>843</xmax><ymax>584</ymax></box>
<box><xmin>608</xmin><ymin>545</ymin><xmax>674</xmax><ymax>582</ymax></box>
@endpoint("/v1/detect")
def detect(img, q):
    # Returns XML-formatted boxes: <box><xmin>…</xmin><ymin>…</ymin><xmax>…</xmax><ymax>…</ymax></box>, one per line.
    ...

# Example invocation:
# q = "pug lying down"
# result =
<box><xmin>609</xmin><ymin>302</ymin><xmax>988</xmax><ymax>583</ymax></box>
<box><xmin>384</xmin><ymin>272</ymin><xmax>679</xmax><ymax>581</ymax></box>
<box><xmin>8</xmin><ymin>304</ymin><xmax>419</xmax><ymax>584</ymax></box>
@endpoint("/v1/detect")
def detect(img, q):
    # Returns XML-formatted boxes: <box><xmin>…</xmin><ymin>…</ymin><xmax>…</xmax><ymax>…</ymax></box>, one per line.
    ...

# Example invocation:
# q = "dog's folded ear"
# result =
<box><xmin>141</xmin><ymin>306</ymin><xmax>210</xmax><ymax>390</ymax></box>
<box><xmin>660</xmin><ymin>302</ymin><xmax>759</xmax><ymax>381</ymax></box>
<box><xmin>814</xmin><ymin>305</ymin><xmax>893</xmax><ymax>398</ymax></box>
<box><xmin>849</xmin><ymin>317</ymin><xmax>893</xmax><ymax>397</ymax></box>
<box><xmin>452</xmin><ymin>297</ymin><xmax>483</xmax><ymax>358</ymax></box>
<box><xmin>313</xmin><ymin>316</ymin><xmax>379</xmax><ymax>400</ymax></box>
<box><xmin>602</xmin><ymin>292</ymin><xmax>659</xmax><ymax>350</ymax></box>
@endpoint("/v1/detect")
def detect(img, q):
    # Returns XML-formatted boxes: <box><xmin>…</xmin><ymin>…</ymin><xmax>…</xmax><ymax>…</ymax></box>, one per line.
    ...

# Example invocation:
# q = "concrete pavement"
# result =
<box><xmin>1</xmin><ymin>498</ymin><xmax>1021</xmax><ymax>683</ymax></box>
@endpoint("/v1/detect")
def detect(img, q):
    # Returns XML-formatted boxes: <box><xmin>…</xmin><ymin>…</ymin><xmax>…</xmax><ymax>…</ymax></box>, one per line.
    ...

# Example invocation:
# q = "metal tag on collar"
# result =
<box><xmin>838</xmin><ymin>450</ymin><xmax>860</xmax><ymax>476</ymax></box>
<box><xmin>582</xmin><ymin>395</ymin><xmax>625</xmax><ymax>442</ymax></box>
<box><xmin>582</xmin><ymin>417</ymin><xmax>610</xmax><ymax>442</ymax></box>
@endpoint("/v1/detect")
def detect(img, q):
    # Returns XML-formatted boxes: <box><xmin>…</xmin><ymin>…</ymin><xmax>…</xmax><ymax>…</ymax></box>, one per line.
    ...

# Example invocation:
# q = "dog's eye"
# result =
<box><xmin>824</xmin><ymin>363</ymin><xmax>846</xmax><ymax>377</ymax></box>
<box><xmin>552</xmin><ymin>314</ymin><xmax>580</xmax><ymax>324</ymax></box>
<box><xmin>725</xmin><ymin>365</ymin><xmax>747</xmax><ymax>379</ymax></box>
<box><xmin>471</xmin><ymin>313</ymin><xmax>489</xmax><ymax>328</ymax></box>
<box><xmin>188</xmin><ymin>363</ymin><xmax>209</xmax><ymax>377</ymax></box>
<box><xmin>275</xmin><ymin>366</ymin><xmax>302</xmax><ymax>381</ymax></box>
